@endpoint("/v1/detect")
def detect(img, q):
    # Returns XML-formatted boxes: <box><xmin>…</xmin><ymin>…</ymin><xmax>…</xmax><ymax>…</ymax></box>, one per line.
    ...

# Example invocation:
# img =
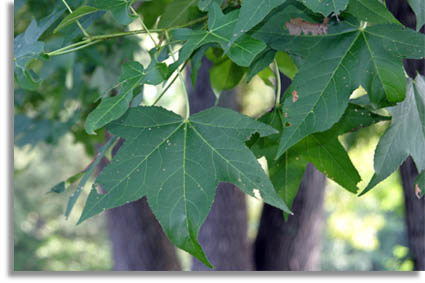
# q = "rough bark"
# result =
<box><xmin>188</xmin><ymin>58</ymin><xmax>253</xmax><ymax>271</ymax></box>
<box><xmin>254</xmin><ymin>163</ymin><xmax>326</xmax><ymax>271</ymax></box>
<box><xmin>100</xmin><ymin>139</ymin><xmax>181</xmax><ymax>271</ymax></box>
<box><xmin>253</xmin><ymin>73</ymin><xmax>326</xmax><ymax>271</ymax></box>
<box><xmin>386</xmin><ymin>0</ymin><xmax>425</xmax><ymax>271</ymax></box>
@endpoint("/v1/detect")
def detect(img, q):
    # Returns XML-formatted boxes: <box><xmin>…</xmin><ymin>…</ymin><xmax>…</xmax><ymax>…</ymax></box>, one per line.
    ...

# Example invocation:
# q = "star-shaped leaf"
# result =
<box><xmin>14</xmin><ymin>7</ymin><xmax>65</xmax><ymax>90</ymax></box>
<box><xmin>361</xmin><ymin>75</ymin><xmax>425</xmax><ymax>195</ymax></box>
<box><xmin>250</xmin><ymin>103</ymin><xmax>390</xmax><ymax>216</ymax></box>
<box><xmin>78</xmin><ymin>106</ymin><xmax>290</xmax><ymax>268</ymax></box>
<box><xmin>171</xmin><ymin>3</ymin><xmax>266</xmax><ymax>68</ymax></box>
<box><xmin>251</xmin><ymin>5</ymin><xmax>425</xmax><ymax>158</ymax></box>
<box><xmin>85</xmin><ymin>59</ymin><xmax>168</xmax><ymax>134</ymax></box>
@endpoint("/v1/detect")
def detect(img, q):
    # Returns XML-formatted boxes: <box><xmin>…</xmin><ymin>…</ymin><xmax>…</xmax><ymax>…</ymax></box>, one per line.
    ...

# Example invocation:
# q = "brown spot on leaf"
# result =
<box><xmin>285</xmin><ymin>18</ymin><xmax>329</xmax><ymax>36</ymax></box>
<box><xmin>415</xmin><ymin>184</ymin><xmax>422</xmax><ymax>199</ymax></box>
<box><xmin>291</xmin><ymin>90</ymin><xmax>299</xmax><ymax>103</ymax></box>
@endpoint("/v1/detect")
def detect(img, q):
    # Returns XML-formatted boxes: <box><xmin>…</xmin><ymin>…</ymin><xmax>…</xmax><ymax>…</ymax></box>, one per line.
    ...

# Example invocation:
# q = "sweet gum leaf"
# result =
<box><xmin>78</xmin><ymin>106</ymin><xmax>289</xmax><ymax>268</ymax></box>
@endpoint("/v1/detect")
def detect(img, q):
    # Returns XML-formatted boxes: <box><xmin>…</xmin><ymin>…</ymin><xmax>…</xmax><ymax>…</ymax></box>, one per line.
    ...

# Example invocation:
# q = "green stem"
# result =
<box><xmin>152</xmin><ymin>61</ymin><xmax>189</xmax><ymax>106</ymax></box>
<box><xmin>61</xmin><ymin>0</ymin><xmax>91</xmax><ymax>38</ymax></box>
<box><xmin>130</xmin><ymin>6</ymin><xmax>160</xmax><ymax>49</ymax></box>
<box><xmin>165</xmin><ymin>31</ymin><xmax>190</xmax><ymax>119</ymax></box>
<box><xmin>274</xmin><ymin>59</ymin><xmax>282</xmax><ymax>107</ymax></box>
<box><xmin>47</xmin><ymin>39</ymin><xmax>101</xmax><ymax>56</ymax></box>
<box><xmin>45</xmin><ymin>15</ymin><xmax>207</xmax><ymax>57</ymax></box>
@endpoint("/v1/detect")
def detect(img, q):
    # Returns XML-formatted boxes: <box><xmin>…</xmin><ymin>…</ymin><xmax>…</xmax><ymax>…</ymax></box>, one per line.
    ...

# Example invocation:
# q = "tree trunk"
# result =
<box><xmin>188</xmin><ymin>58</ymin><xmax>253</xmax><ymax>271</ymax></box>
<box><xmin>253</xmin><ymin>72</ymin><xmax>326</xmax><ymax>271</ymax></box>
<box><xmin>254</xmin><ymin>163</ymin><xmax>326</xmax><ymax>270</ymax></box>
<box><xmin>386</xmin><ymin>0</ymin><xmax>425</xmax><ymax>271</ymax></box>
<box><xmin>100</xmin><ymin>139</ymin><xmax>181</xmax><ymax>271</ymax></box>
<box><xmin>399</xmin><ymin>158</ymin><xmax>425</xmax><ymax>270</ymax></box>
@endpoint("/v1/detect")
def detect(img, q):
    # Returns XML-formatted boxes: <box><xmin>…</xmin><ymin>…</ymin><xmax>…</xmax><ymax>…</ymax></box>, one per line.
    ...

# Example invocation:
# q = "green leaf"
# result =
<box><xmin>65</xmin><ymin>136</ymin><xmax>118</xmax><ymax>218</ymax></box>
<box><xmin>47</xmin><ymin>171</ymin><xmax>85</xmax><ymax>194</ymax></box>
<box><xmin>171</xmin><ymin>4</ymin><xmax>267</xmax><ymax>67</ymax></box>
<box><xmin>247</xmin><ymin>48</ymin><xmax>276</xmax><ymax>82</ymax></box>
<box><xmin>346</xmin><ymin>0</ymin><xmax>399</xmax><ymax>25</ymax></box>
<box><xmin>85</xmin><ymin>60</ymin><xmax>168</xmax><ymax>134</ymax></box>
<box><xmin>415</xmin><ymin>171</ymin><xmax>425</xmax><ymax>198</ymax></box>
<box><xmin>48</xmin><ymin>182</ymin><xmax>66</xmax><ymax>194</ymax></box>
<box><xmin>210</xmin><ymin>58</ymin><xmax>247</xmax><ymax>92</ymax></box>
<box><xmin>198</xmin><ymin>0</ymin><xmax>224</xmax><ymax>11</ymax></box>
<box><xmin>228</xmin><ymin>0</ymin><xmax>287</xmax><ymax>49</ymax></box>
<box><xmin>14</xmin><ymin>7</ymin><xmax>65</xmax><ymax>90</ymax></box>
<box><xmin>78</xmin><ymin>106</ymin><xmax>290</xmax><ymax>268</ymax></box>
<box><xmin>54</xmin><ymin>5</ymin><xmax>99</xmax><ymax>33</ymax></box>
<box><xmin>251</xmin><ymin>6</ymin><xmax>425</xmax><ymax>157</ymax></box>
<box><xmin>88</xmin><ymin>0</ymin><xmax>136</xmax><ymax>25</ymax></box>
<box><xmin>158</xmin><ymin>0</ymin><xmax>199</xmax><ymax>28</ymax></box>
<box><xmin>361</xmin><ymin>75</ymin><xmax>425</xmax><ymax>195</ymax></box>
<box><xmin>275</xmin><ymin>51</ymin><xmax>298</xmax><ymax>80</ymax></box>
<box><xmin>250</xmin><ymin>104</ymin><xmax>389</xmax><ymax>214</ymax></box>
<box><xmin>408</xmin><ymin>0</ymin><xmax>425</xmax><ymax>31</ymax></box>
<box><xmin>190</xmin><ymin>44</ymin><xmax>211</xmax><ymax>86</ymax></box>
<box><xmin>297</xmin><ymin>0</ymin><xmax>349</xmax><ymax>16</ymax></box>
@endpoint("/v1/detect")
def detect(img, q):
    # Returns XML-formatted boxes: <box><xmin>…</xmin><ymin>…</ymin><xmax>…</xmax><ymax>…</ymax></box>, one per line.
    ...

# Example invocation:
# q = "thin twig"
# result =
<box><xmin>61</xmin><ymin>0</ymin><xmax>91</xmax><ymax>38</ymax></box>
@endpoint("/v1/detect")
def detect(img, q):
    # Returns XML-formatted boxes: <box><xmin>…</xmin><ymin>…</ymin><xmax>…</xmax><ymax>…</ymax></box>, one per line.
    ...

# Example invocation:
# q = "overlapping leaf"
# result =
<box><xmin>408</xmin><ymin>0</ymin><xmax>425</xmax><ymax>31</ymax></box>
<box><xmin>297</xmin><ymin>0</ymin><xmax>349</xmax><ymax>16</ymax></box>
<box><xmin>198</xmin><ymin>0</ymin><xmax>223</xmax><ymax>11</ymax></box>
<box><xmin>228</xmin><ymin>0</ymin><xmax>287</xmax><ymax>49</ymax></box>
<box><xmin>362</xmin><ymin>75</ymin><xmax>425</xmax><ymax>195</ymax></box>
<box><xmin>171</xmin><ymin>3</ymin><xmax>266</xmax><ymax>68</ymax></box>
<box><xmin>88</xmin><ymin>0</ymin><xmax>136</xmax><ymax>25</ymax></box>
<box><xmin>14</xmin><ymin>8</ymin><xmax>65</xmax><ymax>90</ymax></box>
<box><xmin>346</xmin><ymin>0</ymin><xmax>399</xmax><ymax>25</ymax></box>
<box><xmin>158</xmin><ymin>0</ymin><xmax>199</xmax><ymax>28</ymax></box>
<box><xmin>54</xmin><ymin>5</ymin><xmax>99</xmax><ymax>33</ymax></box>
<box><xmin>85</xmin><ymin>59</ymin><xmax>168</xmax><ymax>134</ymax></box>
<box><xmin>251</xmin><ymin>5</ymin><xmax>425</xmax><ymax>158</ymax></box>
<box><xmin>78</xmin><ymin>106</ymin><xmax>290</xmax><ymax>267</ymax></box>
<box><xmin>250</xmin><ymin>104</ymin><xmax>389</xmax><ymax>215</ymax></box>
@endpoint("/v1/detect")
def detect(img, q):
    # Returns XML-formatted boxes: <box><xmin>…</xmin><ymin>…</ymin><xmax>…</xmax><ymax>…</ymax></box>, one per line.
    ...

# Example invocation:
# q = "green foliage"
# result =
<box><xmin>158</xmin><ymin>0</ymin><xmax>200</xmax><ymax>28</ymax></box>
<box><xmin>54</xmin><ymin>5</ymin><xmax>99</xmax><ymax>33</ymax></box>
<box><xmin>362</xmin><ymin>75</ymin><xmax>425</xmax><ymax>195</ymax></box>
<box><xmin>87</xmin><ymin>0</ymin><xmax>136</xmax><ymax>25</ymax></box>
<box><xmin>85</xmin><ymin>60</ymin><xmax>167</xmax><ymax>134</ymax></box>
<box><xmin>298</xmin><ymin>0</ymin><xmax>349</xmax><ymax>16</ymax></box>
<box><xmin>250</xmin><ymin>104</ymin><xmax>390</xmax><ymax>215</ymax></box>
<box><xmin>408</xmin><ymin>0</ymin><xmax>425</xmax><ymax>31</ymax></box>
<box><xmin>346</xmin><ymin>0</ymin><xmax>399</xmax><ymax>25</ymax></box>
<box><xmin>14</xmin><ymin>0</ymin><xmax>425</xmax><ymax>269</ymax></box>
<box><xmin>172</xmin><ymin>4</ymin><xmax>266</xmax><ymax>68</ymax></box>
<box><xmin>14</xmin><ymin>7</ymin><xmax>65</xmax><ymax>90</ymax></box>
<box><xmin>230</xmin><ymin>0</ymin><xmax>287</xmax><ymax>48</ymax></box>
<box><xmin>79</xmin><ymin>106</ymin><xmax>289</xmax><ymax>267</ymax></box>
<box><xmin>209</xmin><ymin>58</ymin><xmax>246</xmax><ymax>92</ymax></box>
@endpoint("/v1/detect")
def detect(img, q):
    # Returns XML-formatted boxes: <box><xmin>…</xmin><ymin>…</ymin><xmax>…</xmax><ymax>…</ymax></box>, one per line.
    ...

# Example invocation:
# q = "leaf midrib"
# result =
<box><xmin>279</xmin><ymin>30</ymin><xmax>361</xmax><ymax>155</ymax></box>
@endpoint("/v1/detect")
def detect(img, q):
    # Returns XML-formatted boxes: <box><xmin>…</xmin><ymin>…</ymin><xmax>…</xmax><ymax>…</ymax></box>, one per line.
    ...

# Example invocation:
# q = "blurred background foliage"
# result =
<box><xmin>13</xmin><ymin>0</ymin><xmax>414</xmax><ymax>271</ymax></box>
